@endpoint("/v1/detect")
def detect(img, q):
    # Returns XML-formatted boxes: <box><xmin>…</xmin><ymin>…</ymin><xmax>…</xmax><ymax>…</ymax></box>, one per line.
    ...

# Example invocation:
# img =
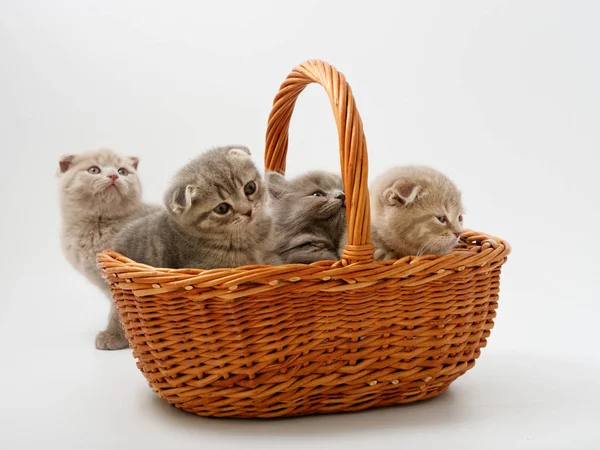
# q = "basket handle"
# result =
<box><xmin>264</xmin><ymin>60</ymin><xmax>373</xmax><ymax>265</ymax></box>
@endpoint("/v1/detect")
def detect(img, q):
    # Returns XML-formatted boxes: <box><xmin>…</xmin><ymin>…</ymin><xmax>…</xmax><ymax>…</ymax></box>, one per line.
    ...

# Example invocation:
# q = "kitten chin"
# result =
<box><xmin>267</xmin><ymin>170</ymin><xmax>346</xmax><ymax>264</ymax></box>
<box><xmin>57</xmin><ymin>148</ymin><xmax>157</xmax><ymax>350</ymax></box>
<box><xmin>370</xmin><ymin>165</ymin><xmax>464</xmax><ymax>260</ymax></box>
<box><xmin>115</xmin><ymin>145</ymin><xmax>275</xmax><ymax>270</ymax></box>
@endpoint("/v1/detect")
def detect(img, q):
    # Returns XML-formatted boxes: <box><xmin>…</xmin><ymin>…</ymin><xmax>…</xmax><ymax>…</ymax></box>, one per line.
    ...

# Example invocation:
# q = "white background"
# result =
<box><xmin>1</xmin><ymin>0</ymin><xmax>599</xmax><ymax>448</ymax></box>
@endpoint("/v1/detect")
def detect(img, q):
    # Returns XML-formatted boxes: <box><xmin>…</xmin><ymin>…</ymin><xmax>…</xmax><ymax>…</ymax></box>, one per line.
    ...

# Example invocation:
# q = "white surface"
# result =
<box><xmin>1</xmin><ymin>0</ymin><xmax>599</xmax><ymax>449</ymax></box>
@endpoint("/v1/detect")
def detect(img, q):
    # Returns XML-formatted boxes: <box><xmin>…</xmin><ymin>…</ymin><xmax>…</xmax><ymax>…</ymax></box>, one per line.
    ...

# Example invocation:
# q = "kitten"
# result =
<box><xmin>370</xmin><ymin>165</ymin><xmax>464</xmax><ymax>260</ymax></box>
<box><xmin>57</xmin><ymin>148</ymin><xmax>158</xmax><ymax>350</ymax></box>
<box><xmin>267</xmin><ymin>170</ymin><xmax>346</xmax><ymax>264</ymax></box>
<box><xmin>114</xmin><ymin>145</ymin><xmax>275</xmax><ymax>269</ymax></box>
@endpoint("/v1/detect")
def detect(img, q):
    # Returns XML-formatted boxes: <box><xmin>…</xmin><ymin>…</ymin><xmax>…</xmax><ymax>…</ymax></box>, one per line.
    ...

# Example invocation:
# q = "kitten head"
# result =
<box><xmin>267</xmin><ymin>170</ymin><xmax>346</xmax><ymax>228</ymax></box>
<box><xmin>164</xmin><ymin>145</ymin><xmax>269</xmax><ymax>244</ymax></box>
<box><xmin>371</xmin><ymin>165</ymin><xmax>464</xmax><ymax>257</ymax></box>
<box><xmin>57</xmin><ymin>148</ymin><xmax>142</xmax><ymax>215</ymax></box>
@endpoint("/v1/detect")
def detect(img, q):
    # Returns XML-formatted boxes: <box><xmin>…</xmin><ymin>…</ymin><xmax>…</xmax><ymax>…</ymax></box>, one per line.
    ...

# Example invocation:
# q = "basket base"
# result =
<box><xmin>160</xmin><ymin>379</ymin><xmax>453</xmax><ymax>419</ymax></box>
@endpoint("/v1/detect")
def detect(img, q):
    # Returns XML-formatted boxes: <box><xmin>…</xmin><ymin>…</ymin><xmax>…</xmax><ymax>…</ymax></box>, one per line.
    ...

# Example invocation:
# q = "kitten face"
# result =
<box><xmin>57</xmin><ymin>149</ymin><xmax>142</xmax><ymax>213</ymax></box>
<box><xmin>372</xmin><ymin>166</ymin><xmax>464</xmax><ymax>257</ymax></box>
<box><xmin>268</xmin><ymin>171</ymin><xmax>346</xmax><ymax>223</ymax></box>
<box><xmin>166</xmin><ymin>146</ymin><xmax>268</xmax><ymax>242</ymax></box>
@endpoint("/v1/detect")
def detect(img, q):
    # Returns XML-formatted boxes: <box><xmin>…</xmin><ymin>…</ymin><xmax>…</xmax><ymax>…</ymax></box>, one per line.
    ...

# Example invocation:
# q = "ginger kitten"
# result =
<box><xmin>370</xmin><ymin>165</ymin><xmax>464</xmax><ymax>260</ymax></box>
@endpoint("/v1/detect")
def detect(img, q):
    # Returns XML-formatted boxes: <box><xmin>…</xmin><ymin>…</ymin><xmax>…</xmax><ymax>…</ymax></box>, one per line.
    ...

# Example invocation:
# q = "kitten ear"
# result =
<box><xmin>384</xmin><ymin>181</ymin><xmax>421</xmax><ymax>206</ymax></box>
<box><xmin>59</xmin><ymin>154</ymin><xmax>76</xmax><ymax>173</ymax></box>
<box><xmin>128</xmin><ymin>156</ymin><xmax>140</xmax><ymax>170</ymax></box>
<box><xmin>266</xmin><ymin>171</ymin><xmax>288</xmax><ymax>199</ymax></box>
<box><xmin>167</xmin><ymin>184</ymin><xmax>198</xmax><ymax>214</ymax></box>
<box><xmin>228</xmin><ymin>146</ymin><xmax>251</xmax><ymax>159</ymax></box>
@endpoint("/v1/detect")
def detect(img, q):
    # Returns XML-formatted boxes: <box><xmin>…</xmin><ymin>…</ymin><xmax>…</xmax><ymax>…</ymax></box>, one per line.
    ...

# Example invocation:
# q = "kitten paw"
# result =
<box><xmin>95</xmin><ymin>330</ymin><xmax>129</xmax><ymax>350</ymax></box>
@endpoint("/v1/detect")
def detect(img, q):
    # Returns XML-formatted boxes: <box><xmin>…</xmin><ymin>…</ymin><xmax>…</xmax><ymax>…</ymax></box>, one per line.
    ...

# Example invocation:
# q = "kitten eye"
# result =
<box><xmin>87</xmin><ymin>166</ymin><xmax>101</xmax><ymax>175</ymax></box>
<box><xmin>311</xmin><ymin>191</ymin><xmax>326</xmax><ymax>197</ymax></box>
<box><xmin>436</xmin><ymin>215</ymin><xmax>447</xmax><ymax>224</ymax></box>
<box><xmin>244</xmin><ymin>181</ymin><xmax>256</xmax><ymax>196</ymax></box>
<box><xmin>213</xmin><ymin>203</ymin><xmax>231</xmax><ymax>215</ymax></box>
<box><xmin>458</xmin><ymin>214</ymin><xmax>463</xmax><ymax>222</ymax></box>
<box><xmin>118</xmin><ymin>168</ymin><xmax>129</xmax><ymax>176</ymax></box>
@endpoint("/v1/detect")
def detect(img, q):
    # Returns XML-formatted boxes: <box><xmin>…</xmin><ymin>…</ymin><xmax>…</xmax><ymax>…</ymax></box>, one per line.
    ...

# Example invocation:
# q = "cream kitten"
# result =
<box><xmin>58</xmin><ymin>148</ymin><xmax>158</xmax><ymax>350</ymax></box>
<box><xmin>114</xmin><ymin>145</ymin><xmax>277</xmax><ymax>269</ymax></box>
<box><xmin>370</xmin><ymin>165</ymin><xmax>464</xmax><ymax>260</ymax></box>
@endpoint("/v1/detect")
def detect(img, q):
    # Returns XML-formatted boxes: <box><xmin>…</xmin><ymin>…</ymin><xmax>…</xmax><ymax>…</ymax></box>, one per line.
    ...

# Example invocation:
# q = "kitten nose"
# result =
<box><xmin>107</xmin><ymin>174</ymin><xmax>118</xmax><ymax>182</ymax></box>
<box><xmin>243</xmin><ymin>209</ymin><xmax>252</xmax><ymax>218</ymax></box>
<box><xmin>454</xmin><ymin>232</ymin><xmax>461</xmax><ymax>238</ymax></box>
<box><xmin>336</xmin><ymin>192</ymin><xmax>346</xmax><ymax>204</ymax></box>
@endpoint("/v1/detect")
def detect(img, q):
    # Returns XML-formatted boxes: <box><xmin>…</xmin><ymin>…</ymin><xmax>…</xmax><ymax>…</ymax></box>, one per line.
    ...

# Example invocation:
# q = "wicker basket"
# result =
<box><xmin>98</xmin><ymin>60</ymin><xmax>511</xmax><ymax>418</ymax></box>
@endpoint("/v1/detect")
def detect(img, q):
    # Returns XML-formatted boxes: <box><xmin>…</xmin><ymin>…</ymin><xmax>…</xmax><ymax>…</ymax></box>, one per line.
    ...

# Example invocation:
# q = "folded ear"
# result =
<box><xmin>166</xmin><ymin>184</ymin><xmax>198</xmax><ymax>214</ymax></box>
<box><xmin>266</xmin><ymin>171</ymin><xmax>289</xmax><ymax>200</ymax></box>
<box><xmin>59</xmin><ymin>154</ymin><xmax>76</xmax><ymax>173</ymax></box>
<box><xmin>383</xmin><ymin>181</ymin><xmax>421</xmax><ymax>206</ymax></box>
<box><xmin>227</xmin><ymin>146</ymin><xmax>251</xmax><ymax>159</ymax></box>
<box><xmin>128</xmin><ymin>156</ymin><xmax>140</xmax><ymax>170</ymax></box>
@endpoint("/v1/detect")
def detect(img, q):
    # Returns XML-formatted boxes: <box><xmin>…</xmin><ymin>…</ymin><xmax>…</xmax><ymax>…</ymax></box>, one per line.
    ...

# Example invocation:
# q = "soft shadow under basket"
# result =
<box><xmin>98</xmin><ymin>60</ymin><xmax>511</xmax><ymax>418</ymax></box>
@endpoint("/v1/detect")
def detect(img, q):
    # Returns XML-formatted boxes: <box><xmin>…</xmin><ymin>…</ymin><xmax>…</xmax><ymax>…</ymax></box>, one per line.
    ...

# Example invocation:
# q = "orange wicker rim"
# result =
<box><xmin>264</xmin><ymin>60</ymin><xmax>373</xmax><ymax>266</ymax></box>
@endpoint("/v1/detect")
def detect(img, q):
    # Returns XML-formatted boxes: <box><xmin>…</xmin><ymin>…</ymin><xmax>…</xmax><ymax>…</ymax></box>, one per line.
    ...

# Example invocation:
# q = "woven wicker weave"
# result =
<box><xmin>98</xmin><ymin>60</ymin><xmax>511</xmax><ymax>418</ymax></box>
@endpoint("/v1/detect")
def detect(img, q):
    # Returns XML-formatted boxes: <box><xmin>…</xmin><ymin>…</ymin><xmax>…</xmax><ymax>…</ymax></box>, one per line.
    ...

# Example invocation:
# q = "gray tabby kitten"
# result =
<box><xmin>58</xmin><ymin>148</ymin><xmax>158</xmax><ymax>350</ymax></box>
<box><xmin>370</xmin><ymin>165</ymin><xmax>464</xmax><ymax>260</ymax></box>
<box><xmin>267</xmin><ymin>170</ymin><xmax>346</xmax><ymax>264</ymax></box>
<box><xmin>114</xmin><ymin>145</ymin><xmax>275</xmax><ymax>269</ymax></box>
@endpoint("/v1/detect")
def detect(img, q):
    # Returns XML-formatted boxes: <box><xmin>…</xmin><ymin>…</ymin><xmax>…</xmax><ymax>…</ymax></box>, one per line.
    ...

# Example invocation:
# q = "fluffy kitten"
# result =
<box><xmin>114</xmin><ymin>145</ymin><xmax>275</xmax><ymax>269</ymax></box>
<box><xmin>370</xmin><ymin>165</ymin><xmax>464</xmax><ymax>260</ymax></box>
<box><xmin>58</xmin><ymin>148</ymin><xmax>158</xmax><ymax>350</ymax></box>
<box><xmin>267</xmin><ymin>170</ymin><xmax>346</xmax><ymax>264</ymax></box>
